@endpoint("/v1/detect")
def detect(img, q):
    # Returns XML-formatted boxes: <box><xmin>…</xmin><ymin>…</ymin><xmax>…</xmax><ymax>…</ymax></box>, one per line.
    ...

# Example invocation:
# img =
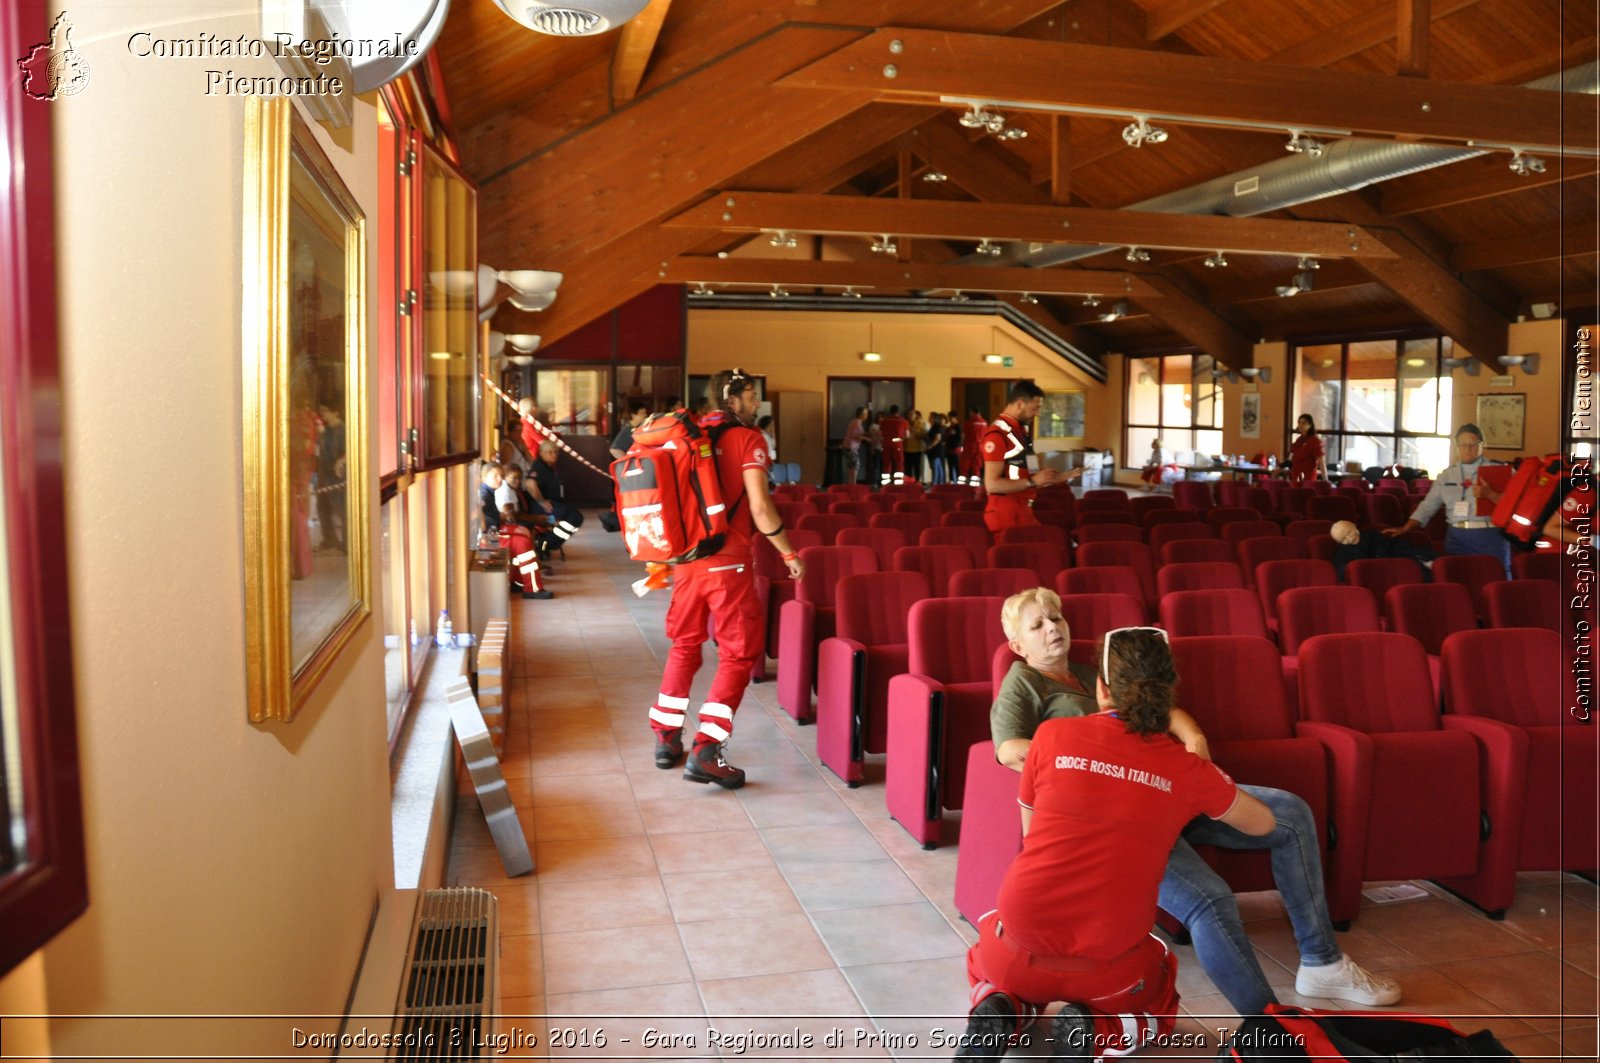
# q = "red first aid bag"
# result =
<box><xmin>1491</xmin><ymin>454</ymin><xmax>1565</xmax><ymax>546</ymax></box>
<box><xmin>611</xmin><ymin>412</ymin><xmax>732</xmax><ymax>564</ymax></box>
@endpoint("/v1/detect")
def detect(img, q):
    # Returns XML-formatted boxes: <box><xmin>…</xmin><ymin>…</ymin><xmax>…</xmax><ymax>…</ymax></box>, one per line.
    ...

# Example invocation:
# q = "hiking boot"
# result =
<box><xmin>683</xmin><ymin>742</ymin><xmax>745</xmax><ymax>789</ymax></box>
<box><xmin>1048</xmin><ymin>1004</ymin><xmax>1094</xmax><ymax>1063</ymax></box>
<box><xmin>955</xmin><ymin>992</ymin><xmax>1022</xmax><ymax>1062</ymax></box>
<box><xmin>654</xmin><ymin>729</ymin><xmax>683</xmax><ymax>770</ymax></box>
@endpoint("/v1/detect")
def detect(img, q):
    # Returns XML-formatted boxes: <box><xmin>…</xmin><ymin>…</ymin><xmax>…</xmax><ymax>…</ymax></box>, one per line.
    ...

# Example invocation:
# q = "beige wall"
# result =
<box><xmin>686</xmin><ymin>307</ymin><xmax>1113</xmax><ymax>451</ymax></box>
<box><xmin>1452</xmin><ymin>319</ymin><xmax>1566</xmax><ymax>457</ymax></box>
<box><xmin>5</xmin><ymin>6</ymin><xmax>393</xmax><ymax>1057</ymax></box>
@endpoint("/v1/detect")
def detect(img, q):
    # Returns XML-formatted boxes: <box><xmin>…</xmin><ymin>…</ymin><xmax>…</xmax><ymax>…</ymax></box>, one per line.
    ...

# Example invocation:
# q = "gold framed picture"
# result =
<box><xmin>1039</xmin><ymin>389</ymin><xmax>1086</xmax><ymax>440</ymax></box>
<box><xmin>242</xmin><ymin>98</ymin><xmax>369</xmax><ymax>723</ymax></box>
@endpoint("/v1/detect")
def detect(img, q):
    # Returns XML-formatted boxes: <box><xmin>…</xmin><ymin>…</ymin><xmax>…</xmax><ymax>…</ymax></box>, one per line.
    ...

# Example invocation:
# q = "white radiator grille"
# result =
<box><xmin>396</xmin><ymin>888</ymin><xmax>498</xmax><ymax>1060</ymax></box>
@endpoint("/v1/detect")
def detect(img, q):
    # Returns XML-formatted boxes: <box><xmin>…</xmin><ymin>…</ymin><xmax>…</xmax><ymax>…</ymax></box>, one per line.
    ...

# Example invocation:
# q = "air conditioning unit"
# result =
<box><xmin>343</xmin><ymin>887</ymin><xmax>500</xmax><ymax>1060</ymax></box>
<box><xmin>490</xmin><ymin>0</ymin><xmax>650</xmax><ymax>36</ymax></box>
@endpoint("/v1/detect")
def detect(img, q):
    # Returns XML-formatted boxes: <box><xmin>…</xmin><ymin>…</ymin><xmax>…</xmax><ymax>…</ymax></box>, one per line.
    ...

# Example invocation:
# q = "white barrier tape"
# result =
<box><xmin>485</xmin><ymin>376</ymin><xmax>617</xmax><ymax>481</ymax></box>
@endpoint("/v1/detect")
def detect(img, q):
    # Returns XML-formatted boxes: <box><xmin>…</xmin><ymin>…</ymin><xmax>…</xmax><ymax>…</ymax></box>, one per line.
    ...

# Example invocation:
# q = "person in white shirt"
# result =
<box><xmin>1384</xmin><ymin>423</ymin><xmax>1509</xmax><ymax>576</ymax></box>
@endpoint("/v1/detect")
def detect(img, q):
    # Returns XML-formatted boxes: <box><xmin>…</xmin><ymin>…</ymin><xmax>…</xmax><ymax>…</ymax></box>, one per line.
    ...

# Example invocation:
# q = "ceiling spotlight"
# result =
<box><xmin>1508</xmin><ymin>150</ymin><xmax>1546</xmax><ymax>176</ymax></box>
<box><xmin>959</xmin><ymin>104</ymin><xmax>995</xmax><ymax>129</ymax></box>
<box><xmin>769</xmin><ymin>284</ymin><xmax>790</xmax><ymax>298</ymax></box>
<box><xmin>841</xmin><ymin>286</ymin><xmax>864</xmax><ymax>298</ymax></box>
<box><xmin>1082</xmin><ymin>295</ymin><xmax>1101</xmax><ymax>308</ymax></box>
<box><xmin>1275</xmin><ymin>270</ymin><xmax>1316</xmax><ymax>298</ymax></box>
<box><xmin>976</xmin><ymin>238</ymin><xmax>1004</xmax><ymax>258</ymax></box>
<box><xmin>1296</xmin><ymin>256</ymin><xmax>1321</xmax><ymax>271</ymax></box>
<box><xmin>1097</xmin><ymin>299</ymin><xmax>1130</xmax><ymax>323</ymax></box>
<box><xmin>1121</xmin><ymin>117</ymin><xmax>1168</xmax><ymax>148</ymax></box>
<box><xmin>870</xmin><ymin>233</ymin><xmax>898</xmax><ymax>255</ymax></box>
<box><xmin>921</xmin><ymin>167</ymin><xmax>949</xmax><ymax>183</ymax></box>
<box><xmin>1204</xmin><ymin>251</ymin><xmax>1229</xmax><ymax>269</ymax></box>
<box><xmin>1284</xmin><ymin>129</ymin><xmax>1326</xmax><ymax>157</ymax></box>
<box><xmin>689</xmin><ymin>282</ymin><xmax>713</xmax><ymax>296</ymax></box>
<box><xmin>1019</xmin><ymin>292</ymin><xmax>1039</xmax><ymax>305</ymax></box>
<box><xmin>767</xmin><ymin>229</ymin><xmax>798</xmax><ymax>249</ymax></box>
<box><xmin>950</xmin><ymin>290</ymin><xmax>970</xmax><ymax>303</ymax></box>
<box><xmin>1125</xmin><ymin>246</ymin><xmax>1151</xmax><ymax>263</ymax></box>
<box><xmin>996</xmin><ymin>126</ymin><xmax>1028</xmax><ymax>141</ymax></box>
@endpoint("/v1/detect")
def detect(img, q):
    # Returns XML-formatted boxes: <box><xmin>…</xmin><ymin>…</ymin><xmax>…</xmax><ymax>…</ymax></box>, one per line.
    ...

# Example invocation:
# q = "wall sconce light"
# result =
<box><xmin>983</xmin><ymin>354</ymin><xmax>1005</xmax><ymax>365</ymax></box>
<box><xmin>478</xmin><ymin>264</ymin><xmax>564</xmax><ymax>316</ymax></box>
<box><xmin>1097</xmin><ymin>299</ymin><xmax>1129</xmax><ymax>323</ymax></box>
<box><xmin>505</xmin><ymin>334</ymin><xmax>541</xmax><ymax>354</ymax></box>
<box><xmin>1497</xmin><ymin>353</ymin><xmax>1540</xmax><ymax>375</ymax></box>
<box><xmin>1442</xmin><ymin>355</ymin><xmax>1480</xmax><ymax>376</ymax></box>
<box><xmin>1237</xmin><ymin>366</ymin><xmax>1272</xmax><ymax>384</ymax></box>
<box><xmin>1211</xmin><ymin>366</ymin><xmax>1238</xmax><ymax>384</ymax></box>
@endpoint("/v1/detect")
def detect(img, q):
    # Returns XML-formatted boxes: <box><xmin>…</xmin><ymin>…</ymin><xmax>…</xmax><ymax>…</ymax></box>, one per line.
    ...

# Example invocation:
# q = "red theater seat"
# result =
<box><xmin>796</xmin><ymin>512</ymin><xmax>860</xmax><ymax>544</ymax></box>
<box><xmin>885</xmin><ymin>597</ymin><xmax>1007</xmax><ymax>847</ymax></box>
<box><xmin>837</xmin><ymin>526</ymin><xmax>906</xmax><ymax>572</ymax></box>
<box><xmin>816</xmin><ymin>571</ymin><xmax>931</xmax><ymax>787</ymax></box>
<box><xmin>996</xmin><ymin>525</ymin><xmax>1070</xmax><ymax>552</ymax></box>
<box><xmin>1345</xmin><ymin>558</ymin><xmax>1425</xmax><ymax>613</ymax></box>
<box><xmin>870</xmin><ymin>511</ymin><xmax>931</xmax><ymax>542</ymax></box>
<box><xmin>1056</xmin><ymin>567</ymin><xmax>1147</xmax><ymax>618</ymax></box>
<box><xmin>1276</xmin><ymin>487</ymin><xmax>1313</xmax><ymax>520</ymax></box>
<box><xmin>1307</xmin><ymin>495</ymin><xmax>1360</xmax><ymax>524</ymax></box>
<box><xmin>1159</xmin><ymin>538</ymin><xmax>1234</xmax><ymax>566</ymax></box>
<box><xmin>1157</xmin><ymin>561</ymin><xmax>1244</xmax><ymax>596</ymax></box>
<box><xmin>1057</xmin><ymin>593</ymin><xmax>1145</xmax><ymax>650</ymax></box>
<box><xmin>1075</xmin><ymin>522</ymin><xmax>1143</xmax><ymax>545</ymax></box>
<box><xmin>950</xmin><ymin>567</ymin><xmax>1039</xmax><ymax>598</ymax></box>
<box><xmin>1238</xmin><ymin>536</ymin><xmax>1309</xmax><ymax>588</ymax></box>
<box><xmin>1284</xmin><ymin>519</ymin><xmax>1332</xmax><ymax>547</ymax></box>
<box><xmin>1173</xmin><ymin>481</ymin><xmax>1213</xmax><ymax>513</ymax></box>
<box><xmin>987</xmin><ymin>542</ymin><xmax>1069</xmax><ymax>584</ymax></box>
<box><xmin>1160</xmin><ymin>589</ymin><xmax>1269</xmax><ymax>640</ymax></box>
<box><xmin>893</xmin><ymin>545</ymin><xmax>976</xmax><ymax>596</ymax></box>
<box><xmin>1433</xmin><ymin>554</ymin><xmax>1509</xmax><ymax>619</ymax></box>
<box><xmin>753</xmin><ymin>529</ymin><xmax>822</xmax><ymax>681</ymax></box>
<box><xmin>1277</xmin><ymin>586</ymin><xmax>1382</xmax><ymax>656</ymax></box>
<box><xmin>775</xmin><ymin>545</ymin><xmax>878</xmax><ymax>721</ymax></box>
<box><xmin>1256</xmin><ymin>558</ymin><xmax>1338</xmax><ymax>632</ymax></box>
<box><xmin>1483</xmin><ymin>580</ymin><xmax>1559</xmax><ymax>632</ymax></box>
<box><xmin>1512</xmin><ymin>552</ymin><xmax>1560</xmax><ymax>582</ymax></box>
<box><xmin>940</xmin><ymin>510</ymin><xmax>987</xmax><ymax>529</ymax></box>
<box><xmin>1364</xmin><ymin>492</ymin><xmax>1406</xmax><ymax>529</ymax></box>
<box><xmin>1385</xmin><ymin>582</ymin><xmax>1478</xmax><ymax>657</ymax></box>
<box><xmin>1129</xmin><ymin>494</ymin><xmax>1176</xmax><ymax>521</ymax></box>
<box><xmin>1207</xmin><ymin>506</ymin><xmax>1261</xmax><ymax>536</ymax></box>
<box><xmin>1297</xmin><ymin>633</ymin><xmax>1503</xmax><ymax>922</ymax></box>
<box><xmin>954</xmin><ymin>741</ymin><xmax>1024</xmax><ymax>926</ymax></box>
<box><xmin>1075</xmin><ymin>541</ymin><xmax>1157</xmax><ymax>613</ymax></box>
<box><xmin>1222</xmin><ymin>520</ymin><xmax>1282</xmax><ymax>556</ymax></box>
<box><xmin>919</xmin><ymin>525</ymin><xmax>988</xmax><ymax>563</ymax></box>
<box><xmin>1080</xmin><ymin>488</ymin><xmax>1132</xmax><ymax>514</ymax></box>
<box><xmin>1146</xmin><ymin>522</ymin><xmax>1213</xmax><ymax>560</ymax></box>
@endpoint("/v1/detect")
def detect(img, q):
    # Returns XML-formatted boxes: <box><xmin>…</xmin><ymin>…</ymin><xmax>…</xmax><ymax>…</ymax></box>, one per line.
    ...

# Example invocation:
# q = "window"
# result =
<box><xmin>1292</xmin><ymin>334</ymin><xmax>1454</xmax><ymax>475</ymax></box>
<box><xmin>1122</xmin><ymin>353</ymin><xmax>1223</xmax><ymax>467</ymax></box>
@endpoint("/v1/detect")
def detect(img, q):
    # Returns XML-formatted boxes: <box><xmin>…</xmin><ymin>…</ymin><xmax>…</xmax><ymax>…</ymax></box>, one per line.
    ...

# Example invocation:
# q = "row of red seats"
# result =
<box><xmin>951</xmin><ymin>627</ymin><xmax>1589</xmax><ymax>929</ymax></box>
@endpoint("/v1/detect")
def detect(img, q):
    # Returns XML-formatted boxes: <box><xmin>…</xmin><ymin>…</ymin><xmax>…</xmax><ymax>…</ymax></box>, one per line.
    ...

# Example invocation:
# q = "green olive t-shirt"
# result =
<box><xmin>990</xmin><ymin>659</ymin><xmax>1100</xmax><ymax>749</ymax></box>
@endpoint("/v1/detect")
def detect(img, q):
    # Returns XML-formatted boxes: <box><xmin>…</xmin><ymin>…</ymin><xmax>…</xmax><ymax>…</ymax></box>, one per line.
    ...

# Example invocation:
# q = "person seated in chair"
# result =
<box><xmin>959</xmin><ymin>627</ymin><xmax>1275</xmax><ymax>1061</ymax></box>
<box><xmin>987</xmin><ymin>588</ymin><xmax>1401</xmax><ymax>1023</ymax></box>
<box><xmin>1329</xmin><ymin>519</ymin><xmax>1436</xmax><ymax>581</ymax></box>
<box><xmin>527</xmin><ymin>440</ymin><xmax>585</xmax><ymax>555</ymax></box>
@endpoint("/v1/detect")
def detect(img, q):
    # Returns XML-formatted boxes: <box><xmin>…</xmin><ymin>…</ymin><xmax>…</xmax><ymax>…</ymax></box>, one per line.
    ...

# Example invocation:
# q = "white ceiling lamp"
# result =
<box><xmin>479</xmin><ymin>264</ymin><xmax>564</xmax><ymax>315</ymax></box>
<box><xmin>1441</xmin><ymin>355</ymin><xmax>1481</xmax><ymax>376</ymax></box>
<box><xmin>1508</xmin><ymin>149</ymin><xmax>1547</xmax><ymax>176</ymax></box>
<box><xmin>1296</xmin><ymin>256</ymin><xmax>1321</xmax><ymax>272</ymax></box>
<box><xmin>949</xmin><ymin>290</ymin><xmax>970</xmax><ymax>303</ymax></box>
<box><xmin>841</xmin><ymin>286</ymin><xmax>865</xmax><ymax>298</ymax></box>
<box><xmin>767</xmin><ymin>229</ymin><xmax>799</xmax><ymax>248</ymax></box>
<box><xmin>1082</xmin><ymin>294</ymin><xmax>1101</xmax><ymax>307</ymax></box>
<box><xmin>921</xmin><ymin>166</ymin><xmax>949</xmax><ymax>183</ymax></box>
<box><xmin>1125</xmin><ymin>246</ymin><xmax>1151</xmax><ymax>263</ymax></box>
<box><xmin>1121</xmin><ymin>116</ymin><xmax>1168</xmax><ymax>148</ymax></box>
<box><xmin>689</xmin><ymin>282</ymin><xmax>713</xmax><ymax>296</ymax></box>
<box><xmin>1284</xmin><ymin>129</ymin><xmax>1326</xmax><ymax>157</ymax></box>
<box><xmin>489</xmin><ymin>0</ymin><xmax>649</xmax><ymax>35</ymax></box>
<box><xmin>768</xmin><ymin>284</ymin><xmax>790</xmax><ymax>298</ymax></box>
<box><xmin>1237</xmin><ymin>366</ymin><xmax>1272</xmax><ymax>384</ymax></box>
<box><xmin>508</xmin><ymin>289</ymin><xmax>558</xmax><ymax>312</ymax></box>
<box><xmin>1275</xmin><ymin>269</ymin><xmax>1316</xmax><ymax>297</ymax></box>
<box><xmin>505</xmin><ymin>333</ymin><xmax>541</xmax><ymax>354</ymax></box>
<box><xmin>1204</xmin><ymin>251</ymin><xmax>1229</xmax><ymax>268</ymax></box>
<box><xmin>870</xmin><ymin>234</ymin><xmax>898</xmax><ymax>255</ymax></box>
<box><xmin>975</xmin><ymin>238</ymin><xmax>1004</xmax><ymax>258</ymax></box>
<box><xmin>1019</xmin><ymin>292</ymin><xmax>1039</xmax><ymax>304</ymax></box>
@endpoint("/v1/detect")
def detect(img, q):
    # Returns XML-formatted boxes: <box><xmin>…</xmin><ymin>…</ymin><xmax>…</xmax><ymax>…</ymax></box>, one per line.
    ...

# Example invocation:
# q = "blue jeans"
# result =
<box><xmin>1157</xmin><ymin>785</ymin><xmax>1339</xmax><ymax>1016</ymax></box>
<box><xmin>1446</xmin><ymin>525</ymin><xmax>1511</xmax><ymax>578</ymax></box>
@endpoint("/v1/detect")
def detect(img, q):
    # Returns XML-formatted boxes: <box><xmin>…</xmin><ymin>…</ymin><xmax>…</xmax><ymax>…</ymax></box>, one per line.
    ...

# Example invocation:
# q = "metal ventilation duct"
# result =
<box><xmin>991</xmin><ymin>62</ymin><xmax>1600</xmax><ymax>270</ymax></box>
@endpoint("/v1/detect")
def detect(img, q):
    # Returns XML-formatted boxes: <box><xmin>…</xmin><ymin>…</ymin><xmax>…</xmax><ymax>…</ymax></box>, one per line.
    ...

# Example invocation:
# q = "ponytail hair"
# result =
<box><xmin>1099</xmin><ymin>628</ymin><xmax>1178</xmax><ymax>736</ymax></box>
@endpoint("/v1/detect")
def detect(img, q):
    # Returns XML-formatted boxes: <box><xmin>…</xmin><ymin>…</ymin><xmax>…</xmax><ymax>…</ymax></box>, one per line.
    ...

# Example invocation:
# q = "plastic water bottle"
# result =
<box><xmin>435</xmin><ymin>609</ymin><xmax>454</xmax><ymax>648</ymax></box>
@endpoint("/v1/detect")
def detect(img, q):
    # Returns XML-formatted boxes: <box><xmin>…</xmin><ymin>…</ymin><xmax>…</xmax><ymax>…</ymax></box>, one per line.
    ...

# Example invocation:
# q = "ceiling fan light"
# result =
<box><xmin>490</xmin><ymin>0</ymin><xmax>650</xmax><ymax>36</ymax></box>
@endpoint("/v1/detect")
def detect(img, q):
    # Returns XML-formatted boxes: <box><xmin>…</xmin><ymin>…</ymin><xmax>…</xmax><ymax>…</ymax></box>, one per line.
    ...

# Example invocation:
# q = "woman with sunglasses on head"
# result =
<box><xmin>959</xmin><ymin>627</ymin><xmax>1273</xmax><ymax>1062</ymax></box>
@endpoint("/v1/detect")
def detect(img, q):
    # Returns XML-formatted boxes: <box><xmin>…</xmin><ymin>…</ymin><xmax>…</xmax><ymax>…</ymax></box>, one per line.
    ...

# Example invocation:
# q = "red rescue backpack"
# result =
<box><xmin>611</xmin><ymin>411</ymin><xmax>737</xmax><ymax>564</ymax></box>
<box><xmin>1491</xmin><ymin>453</ymin><xmax>1566</xmax><ymax>546</ymax></box>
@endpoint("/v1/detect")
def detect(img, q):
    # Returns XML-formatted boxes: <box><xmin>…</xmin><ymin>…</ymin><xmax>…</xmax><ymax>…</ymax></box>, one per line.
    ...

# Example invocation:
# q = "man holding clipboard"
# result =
<box><xmin>1384</xmin><ymin>423</ymin><xmax>1512</xmax><ymax>576</ymax></box>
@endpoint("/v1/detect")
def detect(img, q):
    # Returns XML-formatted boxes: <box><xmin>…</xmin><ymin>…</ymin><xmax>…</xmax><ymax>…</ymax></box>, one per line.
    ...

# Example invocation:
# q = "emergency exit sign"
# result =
<box><xmin>1002</xmin><ymin>356</ymin><xmax>1014</xmax><ymax>368</ymax></box>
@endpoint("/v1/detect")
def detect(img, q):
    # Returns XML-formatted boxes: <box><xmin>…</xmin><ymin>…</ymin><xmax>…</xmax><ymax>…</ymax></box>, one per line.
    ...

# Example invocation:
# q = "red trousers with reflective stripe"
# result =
<box><xmin>651</xmin><ymin>558</ymin><xmax>764</xmax><ymax>746</ymax></box>
<box><xmin>984</xmin><ymin>499</ymin><xmax>1039</xmax><ymax>534</ymax></box>
<box><xmin>967</xmin><ymin>912</ymin><xmax>1178</xmax><ymax>1057</ymax></box>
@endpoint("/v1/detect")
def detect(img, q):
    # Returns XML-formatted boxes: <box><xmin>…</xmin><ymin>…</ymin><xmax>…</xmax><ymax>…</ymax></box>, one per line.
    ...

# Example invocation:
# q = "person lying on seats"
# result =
<box><xmin>988</xmin><ymin>588</ymin><xmax>1401</xmax><ymax>1020</ymax></box>
<box><xmin>959</xmin><ymin>627</ymin><xmax>1274</xmax><ymax>1061</ymax></box>
<box><xmin>1330</xmin><ymin>519</ymin><xmax>1436</xmax><ymax>581</ymax></box>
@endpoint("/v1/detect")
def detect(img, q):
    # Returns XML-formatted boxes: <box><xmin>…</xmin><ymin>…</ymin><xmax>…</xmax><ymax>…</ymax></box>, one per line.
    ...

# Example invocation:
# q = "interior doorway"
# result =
<box><xmin>950</xmin><ymin>378</ymin><xmax>1012</xmax><ymax>421</ymax></box>
<box><xmin>827</xmin><ymin>377</ymin><xmax>916</xmax><ymax>441</ymax></box>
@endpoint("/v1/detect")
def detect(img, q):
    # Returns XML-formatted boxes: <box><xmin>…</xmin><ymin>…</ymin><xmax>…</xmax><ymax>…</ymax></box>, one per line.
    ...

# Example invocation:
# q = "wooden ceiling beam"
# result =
<box><xmin>660</xmin><ymin>256</ymin><xmax>1160</xmax><ymax>298</ymax></box>
<box><xmin>1396</xmin><ymin>0</ymin><xmax>1430</xmax><ymax>77</ymax></box>
<box><xmin>1356</xmin><ymin>229</ymin><xmax>1509</xmax><ymax>369</ymax></box>
<box><xmin>1145</xmin><ymin>0</ymin><xmax>1233</xmax><ymax>41</ymax></box>
<box><xmin>1268</xmin><ymin>0</ymin><xmax>1485</xmax><ymax>68</ymax></box>
<box><xmin>922</xmin><ymin>121</ymin><xmax>1051</xmax><ymax>205</ymax></box>
<box><xmin>1380</xmin><ymin>155</ymin><xmax>1600</xmax><ymax>216</ymax></box>
<box><xmin>1451</xmin><ymin>224</ymin><xmax>1599</xmax><ymax>273</ymax></box>
<box><xmin>610</xmin><ymin>0</ymin><xmax>673</xmax><ymax>103</ymax></box>
<box><xmin>663</xmin><ymin>191</ymin><xmax>1397</xmax><ymax>259</ymax></box>
<box><xmin>1198</xmin><ymin>259</ymin><xmax>1376</xmax><ymax>306</ymax></box>
<box><xmin>477</xmin><ymin>26</ymin><xmax>874</xmax><ymax>269</ymax></box>
<box><xmin>1050</xmin><ymin>115</ymin><xmax>1072</xmax><ymax>205</ymax></box>
<box><xmin>779</xmin><ymin>27</ymin><xmax>1595</xmax><ymax>151</ymax></box>
<box><xmin>1138</xmin><ymin>274</ymin><xmax>1255</xmax><ymax>368</ymax></box>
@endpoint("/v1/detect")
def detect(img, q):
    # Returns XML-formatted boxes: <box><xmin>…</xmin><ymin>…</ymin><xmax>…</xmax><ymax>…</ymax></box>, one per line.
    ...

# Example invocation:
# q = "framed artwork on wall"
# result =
<box><xmin>1039</xmin><ymin>390</ymin><xmax>1086</xmax><ymax>439</ymax></box>
<box><xmin>242</xmin><ymin>98</ymin><xmax>370</xmax><ymax>724</ymax></box>
<box><xmin>1475</xmin><ymin>393</ymin><xmax>1526</xmax><ymax>451</ymax></box>
<box><xmin>1240</xmin><ymin>392</ymin><xmax>1261</xmax><ymax>439</ymax></box>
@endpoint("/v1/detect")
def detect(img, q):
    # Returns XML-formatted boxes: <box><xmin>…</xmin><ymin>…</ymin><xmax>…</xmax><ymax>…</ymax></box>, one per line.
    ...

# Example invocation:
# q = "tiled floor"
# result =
<box><xmin>448</xmin><ymin>528</ymin><xmax>1599</xmax><ymax>1060</ymax></box>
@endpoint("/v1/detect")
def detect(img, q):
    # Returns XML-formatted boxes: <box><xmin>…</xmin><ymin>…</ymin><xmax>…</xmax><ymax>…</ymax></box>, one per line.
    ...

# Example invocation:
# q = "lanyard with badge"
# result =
<box><xmin>1453</xmin><ymin>466</ymin><xmax>1476</xmax><ymax>521</ymax></box>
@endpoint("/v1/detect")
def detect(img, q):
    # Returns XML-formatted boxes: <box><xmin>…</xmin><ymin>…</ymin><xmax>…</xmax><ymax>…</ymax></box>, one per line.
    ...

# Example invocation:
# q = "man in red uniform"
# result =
<box><xmin>981</xmin><ymin>381</ymin><xmax>1074</xmax><ymax>534</ymax></box>
<box><xmin>648</xmin><ymin>369</ymin><xmax>805</xmax><ymax>788</ymax></box>
<box><xmin>878</xmin><ymin>404</ymin><xmax>910</xmax><ymax>486</ymax></box>
<box><xmin>959</xmin><ymin>407</ymin><xmax>989</xmax><ymax>486</ymax></box>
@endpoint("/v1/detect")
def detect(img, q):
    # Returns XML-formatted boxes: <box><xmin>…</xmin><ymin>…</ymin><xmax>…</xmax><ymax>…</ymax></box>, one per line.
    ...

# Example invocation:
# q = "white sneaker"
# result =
<box><xmin>1295</xmin><ymin>956</ymin><xmax>1402</xmax><ymax>1007</ymax></box>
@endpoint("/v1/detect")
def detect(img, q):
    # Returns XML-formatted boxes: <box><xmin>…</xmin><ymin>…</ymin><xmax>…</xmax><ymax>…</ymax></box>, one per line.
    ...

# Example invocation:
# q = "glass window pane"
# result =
<box><xmin>1192</xmin><ymin>355</ymin><xmax>1221</xmax><ymax>429</ymax></box>
<box><xmin>535</xmin><ymin>369</ymin><xmax>609</xmax><ymax>436</ymax></box>
<box><xmin>381</xmin><ymin>497</ymin><xmax>410</xmax><ymax>741</ymax></box>
<box><xmin>1126</xmin><ymin>425</ymin><xmax>1160</xmax><ymax>470</ymax></box>
<box><xmin>1343</xmin><ymin>340</ymin><xmax>1397</xmax><ymax>435</ymax></box>
<box><xmin>1296</xmin><ymin>344</ymin><xmax>1342</xmax><ymax>436</ymax></box>
<box><xmin>1343</xmin><ymin>434</ymin><xmax>1395</xmax><ymax>471</ymax></box>
<box><xmin>1128</xmin><ymin>358</ymin><xmax>1160</xmax><ymax>424</ymax></box>
<box><xmin>376</xmin><ymin>100</ymin><xmax>403</xmax><ymax>479</ymax></box>
<box><xmin>421</xmin><ymin>146</ymin><xmax>478</xmax><ymax>460</ymax></box>
<box><xmin>1399</xmin><ymin>338</ymin><xmax>1441</xmax><ymax>434</ymax></box>
<box><xmin>1195</xmin><ymin>428</ymin><xmax>1223</xmax><ymax>456</ymax></box>
<box><xmin>1162</xmin><ymin>354</ymin><xmax>1194</xmax><ymax>427</ymax></box>
<box><xmin>1402</xmin><ymin>436</ymin><xmax>1453</xmax><ymax>477</ymax></box>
